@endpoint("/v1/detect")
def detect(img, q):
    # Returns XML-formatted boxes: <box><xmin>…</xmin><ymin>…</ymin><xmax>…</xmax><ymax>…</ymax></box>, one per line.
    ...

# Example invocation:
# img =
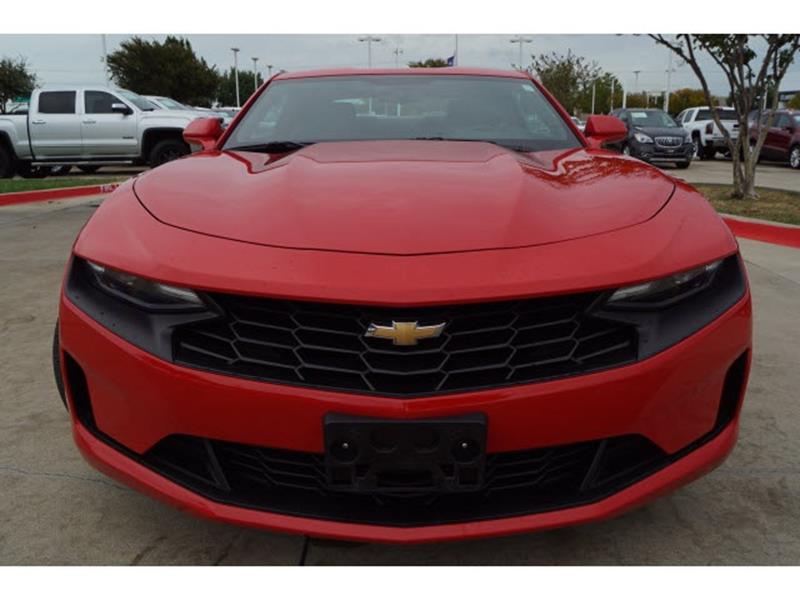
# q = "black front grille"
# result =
<box><xmin>143</xmin><ymin>434</ymin><xmax>667</xmax><ymax>527</ymax></box>
<box><xmin>655</xmin><ymin>136</ymin><xmax>683</xmax><ymax>147</ymax></box>
<box><xmin>173</xmin><ymin>293</ymin><xmax>637</xmax><ymax>396</ymax></box>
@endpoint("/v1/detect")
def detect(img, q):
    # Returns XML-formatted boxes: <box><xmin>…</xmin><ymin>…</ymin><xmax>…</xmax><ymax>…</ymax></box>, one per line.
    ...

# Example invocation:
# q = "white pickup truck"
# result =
<box><xmin>0</xmin><ymin>85</ymin><xmax>201</xmax><ymax>178</ymax></box>
<box><xmin>675</xmin><ymin>106</ymin><xmax>740</xmax><ymax>160</ymax></box>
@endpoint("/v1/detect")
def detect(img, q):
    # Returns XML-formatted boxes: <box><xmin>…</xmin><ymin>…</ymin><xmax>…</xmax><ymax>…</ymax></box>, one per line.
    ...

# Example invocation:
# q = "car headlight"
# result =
<box><xmin>607</xmin><ymin>260</ymin><xmax>722</xmax><ymax>307</ymax></box>
<box><xmin>594</xmin><ymin>255</ymin><xmax>746</xmax><ymax>359</ymax></box>
<box><xmin>85</xmin><ymin>260</ymin><xmax>204</xmax><ymax>310</ymax></box>
<box><xmin>633</xmin><ymin>132</ymin><xmax>654</xmax><ymax>144</ymax></box>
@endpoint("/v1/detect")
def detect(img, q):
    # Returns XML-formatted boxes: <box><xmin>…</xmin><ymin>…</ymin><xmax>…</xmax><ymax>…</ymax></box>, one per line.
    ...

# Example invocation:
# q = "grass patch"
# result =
<box><xmin>695</xmin><ymin>184</ymin><xmax>800</xmax><ymax>226</ymax></box>
<box><xmin>0</xmin><ymin>177</ymin><xmax>126</xmax><ymax>194</ymax></box>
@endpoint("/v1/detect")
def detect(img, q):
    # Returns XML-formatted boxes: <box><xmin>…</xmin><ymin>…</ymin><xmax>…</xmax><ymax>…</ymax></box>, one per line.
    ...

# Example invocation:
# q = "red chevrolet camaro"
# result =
<box><xmin>54</xmin><ymin>68</ymin><xmax>752</xmax><ymax>544</ymax></box>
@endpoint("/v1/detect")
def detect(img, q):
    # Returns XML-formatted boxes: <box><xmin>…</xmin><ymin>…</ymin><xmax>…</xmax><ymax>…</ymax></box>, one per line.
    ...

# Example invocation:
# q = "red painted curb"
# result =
<box><xmin>0</xmin><ymin>182</ymin><xmax>121</xmax><ymax>207</ymax></box>
<box><xmin>723</xmin><ymin>216</ymin><xmax>800</xmax><ymax>249</ymax></box>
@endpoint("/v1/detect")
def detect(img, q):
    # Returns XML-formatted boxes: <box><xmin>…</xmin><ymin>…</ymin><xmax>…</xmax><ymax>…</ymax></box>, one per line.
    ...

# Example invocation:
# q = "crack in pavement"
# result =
<box><xmin>0</xmin><ymin>464</ymin><xmax>130</xmax><ymax>492</ymax></box>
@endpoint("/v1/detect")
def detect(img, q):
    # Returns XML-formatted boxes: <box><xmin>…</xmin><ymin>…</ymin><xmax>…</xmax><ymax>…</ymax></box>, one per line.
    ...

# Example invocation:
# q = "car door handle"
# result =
<box><xmin>82</xmin><ymin>120</ymin><xmax>97</xmax><ymax>125</ymax></box>
<box><xmin>31</xmin><ymin>119</ymin><xmax>46</xmax><ymax>125</ymax></box>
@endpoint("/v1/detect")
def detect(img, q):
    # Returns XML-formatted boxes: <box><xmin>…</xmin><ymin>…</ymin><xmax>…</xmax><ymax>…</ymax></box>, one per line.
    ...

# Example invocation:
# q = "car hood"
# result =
<box><xmin>634</xmin><ymin>126</ymin><xmax>688</xmax><ymax>138</ymax></box>
<box><xmin>133</xmin><ymin>141</ymin><xmax>675</xmax><ymax>256</ymax></box>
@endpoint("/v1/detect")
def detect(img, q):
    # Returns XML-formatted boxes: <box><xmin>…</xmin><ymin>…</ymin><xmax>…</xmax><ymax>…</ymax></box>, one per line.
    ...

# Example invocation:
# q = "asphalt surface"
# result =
<box><xmin>0</xmin><ymin>195</ymin><xmax>799</xmax><ymax>565</ymax></box>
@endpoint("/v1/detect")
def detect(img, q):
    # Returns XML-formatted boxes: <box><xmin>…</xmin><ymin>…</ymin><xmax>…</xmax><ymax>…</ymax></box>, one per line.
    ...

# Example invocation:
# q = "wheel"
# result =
<box><xmin>675</xmin><ymin>160</ymin><xmax>691</xmax><ymax>169</ymax></box>
<box><xmin>691</xmin><ymin>134</ymin><xmax>700</xmax><ymax>158</ymax></box>
<box><xmin>49</xmin><ymin>165</ymin><xmax>72</xmax><ymax>176</ymax></box>
<box><xmin>78</xmin><ymin>165</ymin><xmax>101</xmax><ymax>174</ymax></box>
<box><xmin>148</xmin><ymin>138</ymin><xmax>190</xmax><ymax>167</ymax></box>
<box><xmin>699</xmin><ymin>144</ymin><xmax>716</xmax><ymax>160</ymax></box>
<box><xmin>52</xmin><ymin>322</ymin><xmax>67</xmax><ymax>411</ymax></box>
<box><xmin>16</xmin><ymin>162</ymin><xmax>49</xmax><ymax>179</ymax></box>
<box><xmin>0</xmin><ymin>145</ymin><xmax>14</xmax><ymax>178</ymax></box>
<box><xmin>621</xmin><ymin>143</ymin><xmax>631</xmax><ymax>156</ymax></box>
<box><xmin>790</xmin><ymin>145</ymin><xmax>800</xmax><ymax>169</ymax></box>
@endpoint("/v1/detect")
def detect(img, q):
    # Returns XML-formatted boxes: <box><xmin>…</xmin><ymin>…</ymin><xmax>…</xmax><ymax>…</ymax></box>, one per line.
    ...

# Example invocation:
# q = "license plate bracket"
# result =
<box><xmin>323</xmin><ymin>413</ymin><xmax>487</xmax><ymax>494</ymax></box>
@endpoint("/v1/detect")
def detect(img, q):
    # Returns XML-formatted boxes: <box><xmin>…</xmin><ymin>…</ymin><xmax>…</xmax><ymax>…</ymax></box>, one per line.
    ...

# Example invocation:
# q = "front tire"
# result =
<box><xmin>675</xmin><ymin>160</ymin><xmax>691</xmax><ymax>169</ymax></box>
<box><xmin>0</xmin><ymin>145</ymin><xmax>14</xmax><ymax>178</ymax></box>
<box><xmin>16</xmin><ymin>162</ymin><xmax>49</xmax><ymax>179</ymax></box>
<box><xmin>148</xmin><ymin>138</ymin><xmax>190</xmax><ymax>168</ymax></box>
<box><xmin>789</xmin><ymin>145</ymin><xmax>800</xmax><ymax>170</ymax></box>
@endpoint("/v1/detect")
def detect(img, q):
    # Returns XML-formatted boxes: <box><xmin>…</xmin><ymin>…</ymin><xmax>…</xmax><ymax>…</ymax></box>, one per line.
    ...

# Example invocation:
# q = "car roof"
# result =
<box><xmin>273</xmin><ymin>67</ymin><xmax>530</xmax><ymax>81</ymax></box>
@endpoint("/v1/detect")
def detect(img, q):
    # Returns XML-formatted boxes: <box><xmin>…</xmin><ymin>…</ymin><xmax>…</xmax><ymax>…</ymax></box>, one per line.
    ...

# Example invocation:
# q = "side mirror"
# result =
<box><xmin>584</xmin><ymin>115</ymin><xmax>628</xmax><ymax>148</ymax></box>
<box><xmin>111</xmin><ymin>103</ymin><xmax>133</xmax><ymax>116</ymax></box>
<box><xmin>183</xmin><ymin>117</ymin><xmax>223</xmax><ymax>151</ymax></box>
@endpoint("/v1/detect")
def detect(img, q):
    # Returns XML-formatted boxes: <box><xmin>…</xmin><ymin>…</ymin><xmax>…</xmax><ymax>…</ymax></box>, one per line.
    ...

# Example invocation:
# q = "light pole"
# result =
<box><xmin>663</xmin><ymin>51</ymin><xmax>675</xmax><ymax>112</ymax></box>
<box><xmin>591</xmin><ymin>80</ymin><xmax>597</xmax><ymax>115</ymax></box>
<box><xmin>610</xmin><ymin>78</ymin><xmax>616</xmax><ymax>112</ymax></box>
<box><xmin>393</xmin><ymin>46</ymin><xmax>403</xmax><ymax>68</ymax></box>
<box><xmin>231</xmin><ymin>47</ymin><xmax>241</xmax><ymax>107</ymax></box>
<box><xmin>267</xmin><ymin>64</ymin><xmax>273</xmax><ymax>78</ymax></box>
<box><xmin>358</xmin><ymin>36</ymin><xmax>383</xmax><ymax>68</ymax></box>
<box><xmin>510</xmin><ymin>36</ymin><xmax>533</xmax><ymax>70</ymax></box>
<box><xmin>251</xmin><ymin>57</ymin><xmax>259</xmax><ymax>91</ymax></box>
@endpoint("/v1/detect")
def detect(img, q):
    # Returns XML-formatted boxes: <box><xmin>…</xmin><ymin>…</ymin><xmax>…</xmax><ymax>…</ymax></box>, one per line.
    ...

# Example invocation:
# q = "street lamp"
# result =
<box><xmin>252</xmin><ymin>57</ymin><xmax>259</xmax><ymax>91</ymax></box>
<box><xmin>358</xmin><ymin>36</ymin><xmax>383</xmax><ymax>68</ymax></box>
<box><xmin>267</xmin><ymin>64</ymin><xmax>273</xmax><ymax>78</ymax></box>
<box><xmin>231</xmin><ymin>47</ymin><xmax>241</xmax><ymax>107</ymax></box>
<box><xmin>510</xmin><ymin>36</ymin><xmax>533</xmax><ymax>70</ymax></box>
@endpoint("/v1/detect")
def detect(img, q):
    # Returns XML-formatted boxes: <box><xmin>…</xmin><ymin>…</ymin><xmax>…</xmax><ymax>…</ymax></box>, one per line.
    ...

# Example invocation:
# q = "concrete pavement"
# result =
<box><xmin>0</xmin><ymin>197</ymin><xmax>798</xmax><ymax>565</ymax></box>
<box><xmin>664</xmin><ymin>158</ymin><xmax>799</xmax><ymax>191</ymax></box>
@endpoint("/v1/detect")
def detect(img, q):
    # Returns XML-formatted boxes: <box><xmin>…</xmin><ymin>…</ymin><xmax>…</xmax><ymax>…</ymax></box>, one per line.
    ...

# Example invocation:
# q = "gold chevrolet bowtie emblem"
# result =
<box><xmin>365</xmin><ymin>321</ymin><xmax>446</xmax><ymax>346</ymax></box>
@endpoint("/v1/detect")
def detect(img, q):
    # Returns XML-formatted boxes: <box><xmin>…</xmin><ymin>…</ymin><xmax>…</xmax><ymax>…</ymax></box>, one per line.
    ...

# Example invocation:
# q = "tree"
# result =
<box><xmin>0</xmin><ymin>57</ymin><xmax>37</xmax><ymax>114</ymax></box>
<box><xmin>529</xmin><ymin>50</ymin><xmax>601</xmax><ymax>115</ymax></box>
<box><xmin>106</xmin><ymin>36</ymin><xmax>220</xmax><ymax>106</ymax></box>
<box><xmin>788</xmin><ymin>93</ymin><xmax>800</xmax><ymax>110</ymax></box>
<box><xmin>408</xmin><ymin>58</ymin><xmax>448</xmax><ymax>68</ymax></box>
<box><xmin>650</xmin><ymin>35</ymin><xmax>800</xmax><ymax>199</ymax></box>
<box><xmin>216</xmin><ymin>68</ymin><xmax>263</xmax><ymax>107</ymax></box>
<box><xmin>668</xmin><ymin>88</ymin><xmax>715</xmax><ymax>116</ymax></box>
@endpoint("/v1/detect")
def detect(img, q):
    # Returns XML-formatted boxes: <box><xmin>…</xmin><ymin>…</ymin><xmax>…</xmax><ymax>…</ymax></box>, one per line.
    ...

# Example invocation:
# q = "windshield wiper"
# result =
<box><xmin>227</xmin><ymin>141</ymin><xmax>315</xmax><ymax>153</ymax></box>
<box><xmin>412</xmin><ymin>137</ymin><xmax>534</xmax><ymax>153</ymax></box>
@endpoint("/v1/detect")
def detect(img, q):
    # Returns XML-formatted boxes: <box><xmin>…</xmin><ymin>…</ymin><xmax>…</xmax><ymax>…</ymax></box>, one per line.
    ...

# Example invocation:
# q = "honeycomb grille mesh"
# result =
<box><xmin>173</xmin><ymin>292</ymin><xmax>637</xmax><ymax>396</ymax></box>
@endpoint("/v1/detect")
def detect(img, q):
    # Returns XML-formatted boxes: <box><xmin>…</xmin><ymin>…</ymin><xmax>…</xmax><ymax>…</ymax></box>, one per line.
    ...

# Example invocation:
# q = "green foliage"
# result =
<box><xmin>0</xmin><ymin>56</ymin><xmax>37</xmax><ymax>114</ymax></box>
<box><xmin>216</xmin><ymin>68</ymin><xmax>263</xmax><ymax>107</ymax></box>
<box><xmin>106</xmin><ymin>36</ymin><xmax>220</xmax><ymax>106</ymax></box>
<box><xmin>788</xmin><ymin>93</ymin><xmax>800</xmax><ymax>110</ymax></box>
<box><xmin>408</xmin><ymin>58</ymin><xmax>449</xmax><ymax>68</ymax></box>
<box><xmin>530</xmin><ymin>51</ymin><xmax>622</xmax><ymax>115</ymax></box>
<box><xmin>668</xmin><ymin>88</ymin><xmax>715</xmax><ymax>115</ymax></box>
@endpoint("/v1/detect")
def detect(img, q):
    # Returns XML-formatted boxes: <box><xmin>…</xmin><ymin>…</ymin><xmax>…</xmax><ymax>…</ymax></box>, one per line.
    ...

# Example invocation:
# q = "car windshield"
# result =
<box><xmin>223</xmin><ymin>75</ymin><xmax>582</xmax><ymax>152</ymax></box>
<box><xmin>629</xmin><ymin>110</ymin><xmax>677</xmax><ymax>128</ymax></box>
<box><xmin>118</xmin><ymin>90</ymin><xmax>158</xmax><ymax>111</ymax></box>
<box><xmin>696</xmin><ymin>108</ymin><xmax>738</xmax><ymax>121</ymax></box>
<box><xmin>156</xmin><ymin>97</ymin><xmax>188</xmax><ymax>110</ymax></box>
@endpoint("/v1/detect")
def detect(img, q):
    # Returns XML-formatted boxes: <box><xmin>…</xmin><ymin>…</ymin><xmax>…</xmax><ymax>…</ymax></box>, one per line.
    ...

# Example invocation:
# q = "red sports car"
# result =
<box><xmin>54</xmin><ymin>68</ymin><xmax>752</xmax><ymax>544</ymax></box>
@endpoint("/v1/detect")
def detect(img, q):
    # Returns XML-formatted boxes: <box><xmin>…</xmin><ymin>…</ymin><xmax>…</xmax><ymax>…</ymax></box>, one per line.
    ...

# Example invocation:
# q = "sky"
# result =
<box><xmin>1</xmin><ymin>34</ymin><xmax>799</xmax><ymax>100</ymax></box>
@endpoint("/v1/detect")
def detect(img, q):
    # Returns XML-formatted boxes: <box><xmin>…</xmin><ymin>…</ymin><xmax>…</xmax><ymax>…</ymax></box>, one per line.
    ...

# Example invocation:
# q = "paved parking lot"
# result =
<box><xmin>0</xmin><ymin>195</ymin><xmax>798</xmax><ymax>565</ymax></box>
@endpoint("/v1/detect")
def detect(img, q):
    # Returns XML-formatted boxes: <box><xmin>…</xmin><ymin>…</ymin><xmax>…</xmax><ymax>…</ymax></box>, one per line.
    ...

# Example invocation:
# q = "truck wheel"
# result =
<box><xmin>0</xmin><ymin>145</ymin><xmax>14</xmax><ymax>178</ymax></box>
<box><xmin>675</xmin><ymin>160</ymin><xmax>691</xmax><ymax>169</ymax></box>
<box><xmin>148</xmin><ymin>139</ymin><xmax>190</xmax><ymax>167</ymax></box>
<box><xmin>78</xmin><ymin>165</ymin><xmax>101</xmax><ymax>174</ymax></box>
<box><xmin>699</xmin><ymin>144</ymin><xmax>716</xmax><ymax>160</ymax></box>
<box><xmin>790</xmin><ymin>145</ymin><xmax>800</xmax><ymax>170</ymax></box>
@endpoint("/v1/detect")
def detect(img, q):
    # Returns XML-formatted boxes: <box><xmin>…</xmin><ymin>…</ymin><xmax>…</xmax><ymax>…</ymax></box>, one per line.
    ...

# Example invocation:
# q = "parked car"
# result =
<box><xmin>609</xmin><ymin>108</ymin><xmax>694</xmax><ymax>168</ymax></box>
<box><xmin>54</xmin><ymin>68</ymin><xmax>751</xmax><ymax>543</ymax></box>
<box><xmin>145</xmin><ymin>96</ymin><xmax>229</xmax><ymax>124</ymax></box>
<box><xmin>675</xmin><ymin>106</ymin><xmax>740</xmax><ymax>159</ymax></box>
<box><xmin>748</xmin><ymin>109</ymin><xmax>800</xmax><ymax>169</ymax></box>
<box><xmin>0</xmin><ymin>85</ymin><xmax>201</xmax><ymax>178</ymax></box>
<box><xmin>570</xmin><ymin>116</ymin><xmax>586</xmax><ymax>132</ymax></box>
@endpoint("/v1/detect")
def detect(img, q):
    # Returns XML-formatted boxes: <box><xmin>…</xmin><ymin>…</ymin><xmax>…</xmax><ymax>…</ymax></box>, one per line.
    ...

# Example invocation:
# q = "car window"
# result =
<box><xmin>117</xmin><ymin>90</ymin><xmax>157</xmax><ymax>111</ymax></box>
<box><xmin>84</xmin><ymin>91</ymin><xmax>122</xmax><ymax>114</ymax></box>
<box><xmin>676</xmin><ymin>111</ymin><xmax>686</xmax><ymax>124</ymax></box>
<box><xmin>774</xmin><ymin>114</ymin><xmax>791</xmax><ymax>128</ymax></box>
<box><xmin>224</xmin><ymin>75</ymin><xmax>582</xmax><ymax>153</ymax></box>
<box><xmin>38</xmin><ymin>91</ymin><xmax>76</xmax><ymax>114</ymax></box>
<box><xmin>629</xmin><ymin>110</ymin><xmax>677</xmax><ymax>128</ymax></box>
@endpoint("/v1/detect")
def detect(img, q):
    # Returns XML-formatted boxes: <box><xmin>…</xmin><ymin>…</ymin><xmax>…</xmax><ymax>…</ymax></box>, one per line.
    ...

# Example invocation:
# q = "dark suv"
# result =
<box><xmin>610</xmin><ymin>108</ymin><xmax>693</xmax><ymax>168</ymax></box>
<box><xmin>749</xmin><ymin>110</ymin><xmax>800</xmax><ymax>169</ymax></box>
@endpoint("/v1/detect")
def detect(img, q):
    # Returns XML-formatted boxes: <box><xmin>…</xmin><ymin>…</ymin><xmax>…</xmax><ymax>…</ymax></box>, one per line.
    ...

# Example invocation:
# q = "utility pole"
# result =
<box><xmin>610</xmin><ymin>78</ymin><xmax>615</xmax><ymax>112</ymax></box>
<box><xmin>358</xmin><ymin>36</ymin><xmax>383</xmax><ymax>68</ymax></box>
<box><xmin>633</xmin><ymin>69</ymin><xmax>641</xmax><ymax>93</ymax></box>
<box><xmin>267</xmin><ymin>64</ymin><xmax>273</xmax><ymax>78</ymax></box>
<box><xmin>664</xmin><ymin>51</ymin><xmax>674</xmax><ymax>113</ymax></box>
<box><xmin>510</xmin><ymin>36</ymin><xmax>533</xmax><ymax>71</ymax></box>
<box><xmin>591</xmin><ymin>80</ymin><xmax>597</xmax><ymax>115</ymax></box>
<box><xmin>393</xmin><ymin>46</ymin><xmax>403</xmax><ymax>68</ymax></box>
<box><xmin>251</xmin><ymin>57</ymin><xmax>259</xmax><ymax>91</ymax></box>
<box><xmin>231</xmin><ymin>47</ymin><xmax>241</xmax><ymax>107</ymax></box>
<box><xmin>101</xmin><ymin>34</ymin><xmax>110</xmax><ymax>84</ymax></box>
<box><xmin>454</xmin><ymin>34</ymin><xmax>459</xmax><ymax>66</ymax></box>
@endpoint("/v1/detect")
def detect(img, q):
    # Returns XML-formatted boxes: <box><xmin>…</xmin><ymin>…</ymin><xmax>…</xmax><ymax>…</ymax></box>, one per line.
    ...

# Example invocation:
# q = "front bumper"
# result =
<box><xmin>58</xmin><ymin>285</ymin><xmax>752</xmax><ymax>543</ymax></box>
<box><xmin>630</xmin><ymin>141</ymin><xmax>694</xmax><ymax>162</ymax></box>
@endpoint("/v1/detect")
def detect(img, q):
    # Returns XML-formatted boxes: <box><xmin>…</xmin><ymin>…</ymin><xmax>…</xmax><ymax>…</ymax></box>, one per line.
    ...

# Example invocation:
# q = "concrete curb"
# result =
<box><xmin>0</xmin><ymin>182</ymin><xmax>121</xmax><ymax>208</ymax></box>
